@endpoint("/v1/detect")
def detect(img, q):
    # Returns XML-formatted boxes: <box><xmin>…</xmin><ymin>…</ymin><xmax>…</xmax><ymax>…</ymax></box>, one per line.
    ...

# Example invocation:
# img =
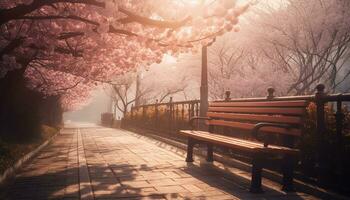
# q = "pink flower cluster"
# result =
<box><xmin>0</xmin><ymin>0</ymin><xmax>249</xmax><ymax>110</ymax></box>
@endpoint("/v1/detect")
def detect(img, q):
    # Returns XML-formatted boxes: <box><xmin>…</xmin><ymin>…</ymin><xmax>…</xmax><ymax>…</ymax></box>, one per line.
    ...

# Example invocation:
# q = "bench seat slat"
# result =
<box><xmin>179</xmin><ymin>130</ymin><xmax>262</xmax><ymax>151</ymax></box>
<box><xmin>207</xmin><ymin>112</ymin><xmax>302</xmax><ymax>125</ymax></box>
<box><xmin>208</xmin><ymin>107</ymin><xmax>305</xmax><ymax>115</ymax></box>
<box><xmin>184</xmin><ymin>131</ymin><xmax>261</xmax><ymax>148</ymax></box>
<box><xmin>197</xmin><ymin>134</ymin><xmax>265</xmax><ymax>149</ymax></box>
<box><xmin>207</xmin><ymin>120</ymin><xmax>302</xmax><ymax>136</ymax></box>
<box><xmin>182</xmin><ymin>131</ymin><xmax>285</xmax><ymax>149</ymax></box>
<box><xmin>210</xmin><ymin>100</ymin><xmax>309</xmax><ymax>108</ymax></box>
<box><xmin>179</xmin><ymin>130</ymin><xmax>299</xmax><ymax>155</ymax></box>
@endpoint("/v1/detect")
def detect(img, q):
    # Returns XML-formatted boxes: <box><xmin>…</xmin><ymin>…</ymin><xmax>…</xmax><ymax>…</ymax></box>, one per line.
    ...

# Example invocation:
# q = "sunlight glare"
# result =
<box><xmin>163</xmin><ymin>54</ymin><xmax>178</xmax><ymax>64</ymax></box>
<box><xmin>173</xmin><ymin>0</ymin><xmax>202</xmax><ymax>6</ymax></box>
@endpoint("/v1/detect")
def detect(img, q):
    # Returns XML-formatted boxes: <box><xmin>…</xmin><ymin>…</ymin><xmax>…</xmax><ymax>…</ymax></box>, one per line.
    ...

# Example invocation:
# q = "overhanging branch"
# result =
<box><xmin>17</xmin><ymin>15</ymin><xmax>100</xmax><ymax>26</ymax></box>
<box><xmin>0</xmin><ymin>0</ymin><xmax>105</xmax><ymax>25</ymax></box>
<box><xmin>118</xmin><ymin>7</ymin><xmax>191</xmax><ymax>29</ymax></box>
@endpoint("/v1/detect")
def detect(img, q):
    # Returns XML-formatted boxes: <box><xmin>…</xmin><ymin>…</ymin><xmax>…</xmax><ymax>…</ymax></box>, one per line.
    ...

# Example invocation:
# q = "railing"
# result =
<box><xmin>124</xmin><ymin>84</ymin><xmax>350</xmax><ymax>139</ymax></box>
<box><xmin>123</xmin><ymin>98</ymin><xmax>200</xmax><ymax>138</ymax></box>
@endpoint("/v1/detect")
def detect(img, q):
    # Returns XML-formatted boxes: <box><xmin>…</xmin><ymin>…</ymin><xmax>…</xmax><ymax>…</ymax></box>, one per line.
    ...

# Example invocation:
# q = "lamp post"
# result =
<box><xmin>200</xmin><ymin>45</ymin><xmax>209</xmax><ymax>118</ymax></box>
<box><xmin>135</xmin><ymin>73</ymin><xmax>141</xmax><ymax>106</ymax></box>
<box><xmin>199</xmin><ymin>38</ymin><xmax>216</xmax><ymax>128</ymax></box>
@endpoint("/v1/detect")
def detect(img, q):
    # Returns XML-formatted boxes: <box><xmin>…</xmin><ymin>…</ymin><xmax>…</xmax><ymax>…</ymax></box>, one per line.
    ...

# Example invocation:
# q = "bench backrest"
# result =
<box><xmin>207</xmin><ymin>100</ymin><xmax>309</xmax><ymax>138</ymax></box>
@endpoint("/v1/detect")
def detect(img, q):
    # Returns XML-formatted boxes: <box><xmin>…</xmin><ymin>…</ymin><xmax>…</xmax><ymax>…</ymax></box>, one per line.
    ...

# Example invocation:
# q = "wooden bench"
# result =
<box><xmin>179</xmin><ymin>99</ymin><xmax>309</xmax><ymax>193</ymax></box>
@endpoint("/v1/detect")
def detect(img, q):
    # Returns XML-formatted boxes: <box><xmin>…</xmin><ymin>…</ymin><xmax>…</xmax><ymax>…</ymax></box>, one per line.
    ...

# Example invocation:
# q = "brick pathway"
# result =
<box><xmin>0</xmin><ymin>125</ymin><xmax>319</xmax><ymax>199</ymax></box>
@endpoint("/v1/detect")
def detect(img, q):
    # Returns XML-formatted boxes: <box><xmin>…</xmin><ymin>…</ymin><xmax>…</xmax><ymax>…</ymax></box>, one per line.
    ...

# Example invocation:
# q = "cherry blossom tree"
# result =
<box><xmin>24</xmin><ymin>66</ymin><xmax>95</xmax><ymax>110</ymax></box>
<box><xmin>0</xmin><ymin>0</ymin><xmax>250</xmax><ymax>137</ymax></box>
<box><xmin>1</xmin><ymin>0</ymin><xmax>250</xmax><ymax>108</ymax></box>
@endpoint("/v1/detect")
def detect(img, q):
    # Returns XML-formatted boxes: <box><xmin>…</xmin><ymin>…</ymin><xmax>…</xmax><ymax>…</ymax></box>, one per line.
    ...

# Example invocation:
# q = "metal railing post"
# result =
<box><xmin>315</xmin><ymin>84</ymin><xmax>328</xmax><ymax>184</ymax></box>
<box><xmin>267</xmin><ymin>87</ymin><xmax>275</xmax><ymax>100</ymax></box>
<box><xmin>315</xmin><ymin>84</ymin><xmax>326</xmax><ymax>138</ymax></box>
<box><xmin>225</xmin><ymin>90</ymin><xmax>231</xmax><ymax>101</ymax></box>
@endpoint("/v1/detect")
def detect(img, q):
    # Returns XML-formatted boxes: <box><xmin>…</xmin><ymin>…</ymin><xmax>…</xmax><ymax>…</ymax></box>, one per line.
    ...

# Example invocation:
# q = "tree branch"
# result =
<box><xmin>17</xmin><ymin>14</ymin><xmax>100</xmax><ymax>26</ymax></box>
<box><xmin>118</xmin><ymin>7</ymin><xmax>191</xmax><ymax>29</ymax></box>
<box><xmin>0</xmin><ymin>0</ymin><xmax>105</xmax><ymax>25</ymax></box>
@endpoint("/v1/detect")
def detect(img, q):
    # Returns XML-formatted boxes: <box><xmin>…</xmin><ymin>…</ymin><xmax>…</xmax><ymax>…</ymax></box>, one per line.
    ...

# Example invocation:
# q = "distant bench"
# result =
<box><xmin>179</xmin><ymin>98</ymin><xmax>308</xmax><ymax>193</ymax></box>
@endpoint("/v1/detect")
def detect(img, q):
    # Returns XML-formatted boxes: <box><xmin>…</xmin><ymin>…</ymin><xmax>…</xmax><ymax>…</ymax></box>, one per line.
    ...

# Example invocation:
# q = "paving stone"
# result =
<box><xmin>0</xmin><ymin>125</ymin><xmax>322</xmax><ymax>200</ymax></box>
<box><xmin>182</xmin><ymin>184</ymin><xmax>203</xmax><ymax>193</ymax></box>
<box><xmin>122</xmin><ymin>180</ymin><xmax>152</xmax><ymax>188</ymax></box>
<box><xmin>162</xmin><ymin>171</ymin><xmax>181</xmax><ymax>179</ymax></box>
<box><xmin>148</xmin><ymin>178</ymin><xmax>178</xmax><ymax>186</ymax></box>
<box><xmin>155</xmin><ymin>185</ymin><xmax>188</xmax><ymax>193</ymax></box>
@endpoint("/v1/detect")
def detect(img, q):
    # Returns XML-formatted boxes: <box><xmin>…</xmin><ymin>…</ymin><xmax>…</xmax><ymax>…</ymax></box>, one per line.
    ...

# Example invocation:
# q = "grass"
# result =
<box><xmin>0</xmin><ymin>125</ymin><xmax>59</xmax><ymax>174</ymax></box>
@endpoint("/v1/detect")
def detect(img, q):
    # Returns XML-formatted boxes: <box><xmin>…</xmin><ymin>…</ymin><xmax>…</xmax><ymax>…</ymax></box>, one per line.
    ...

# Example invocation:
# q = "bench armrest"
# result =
<box><xmin>251</xmin><ymin>122</ymin><xmax>292</xmax><ymax>147</ymax></box>
<box><xmin>189</xmin><ymin>116</ymin><xmax>211</xmax><ymax>130</ymax></box>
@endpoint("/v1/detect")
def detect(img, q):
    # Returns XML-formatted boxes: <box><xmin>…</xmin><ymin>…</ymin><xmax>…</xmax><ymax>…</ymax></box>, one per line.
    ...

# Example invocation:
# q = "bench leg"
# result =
<box><xmin>206</xmin><ymin>143</ymin><xmax>214</xmax><ymax>162</ymax></box>
<box><xmin>281</xmin><ymin>154</ymin><xmax>295</xmax><ymax>192</ymax></box>
<box><xmin>186</xmin><ymin>138</ymin><xmax>195</xmax><ymax>162</ymax></box>
<box><xmin>250</xmin><ymin>153</ymin><xmax>264</xmax><ymax>193</ymax></box>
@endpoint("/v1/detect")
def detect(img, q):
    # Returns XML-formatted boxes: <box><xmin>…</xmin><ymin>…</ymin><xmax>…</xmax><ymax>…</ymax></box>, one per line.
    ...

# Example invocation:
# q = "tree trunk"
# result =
<box><xmin>0</xmin><ymin>64</ymin><xmax>65</xmax><ymax>141</ymax></box>
<box><xmin>0</xmin><ymin>68</ymin><xmax>41</xmax><ymax>140</ymax></box>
